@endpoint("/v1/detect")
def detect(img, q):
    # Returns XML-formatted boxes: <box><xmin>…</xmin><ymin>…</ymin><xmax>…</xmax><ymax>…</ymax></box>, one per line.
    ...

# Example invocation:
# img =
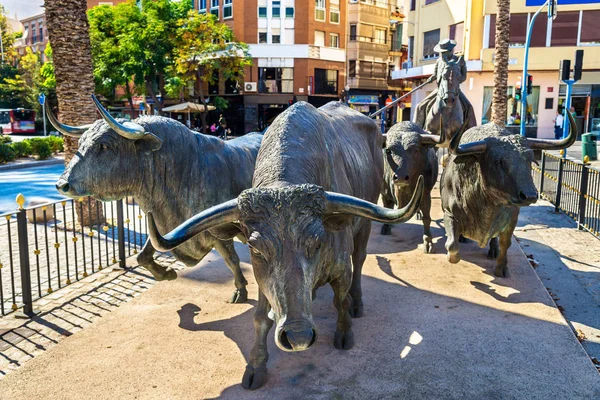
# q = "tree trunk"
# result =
<box><xmin>45</xmin><ymin>0</ymin><xmax>104</xmax><ymax>228</ymax></box>
<box><xmin>145</xmin><ymin>77</ymin><xmax>161</xmax><ymax>116</ymax></box>
<box><xmin>125</xmin><ymin>82</ymin><xmax>135</xmax><ymax>115</ymax></box>
<box><xmin>491</xmin><ymin>0</ymin><xmax>510</xmax><ymax>127</ymax></box>
<box><xmin>198</xmin><ymin>82</ymin><xmax>208</xmax><ymax>134</ymax></box>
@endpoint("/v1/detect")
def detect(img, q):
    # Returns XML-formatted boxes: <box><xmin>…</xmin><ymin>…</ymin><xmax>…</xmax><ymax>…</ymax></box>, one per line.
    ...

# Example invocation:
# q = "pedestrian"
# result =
<box><xmin>216</xmin><ymin>121</ymin><xmax>227</xmax><ymax>139</ymax></box>
<box><xmin>210</xmin><ymin>123</ymin><xmax>217</xmax><ymax>134</ymax></box>
<box><xmin>553</xmin><ymin>109</ymin><xmax>564</xmax><ymax>140</ymax></box>
<box><xmin>570</xmin><ymin>106</ymin><xmax>577</xmax><ymax>118</ymax></box>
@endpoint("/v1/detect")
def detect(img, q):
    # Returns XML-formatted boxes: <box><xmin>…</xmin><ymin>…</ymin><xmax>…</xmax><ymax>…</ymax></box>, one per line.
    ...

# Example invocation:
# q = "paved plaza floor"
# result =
<box><xmin>0</xmin><ymin>189</ymin><xmax>598</xmax><ymax>399</ymax></box>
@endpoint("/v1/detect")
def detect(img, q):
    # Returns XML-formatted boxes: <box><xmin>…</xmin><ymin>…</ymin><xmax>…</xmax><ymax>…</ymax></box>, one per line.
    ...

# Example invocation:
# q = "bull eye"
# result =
<box><xmin>101</xmin><ymin>144</ymin><xmax>109</xmax><ymax>151</ymax></box>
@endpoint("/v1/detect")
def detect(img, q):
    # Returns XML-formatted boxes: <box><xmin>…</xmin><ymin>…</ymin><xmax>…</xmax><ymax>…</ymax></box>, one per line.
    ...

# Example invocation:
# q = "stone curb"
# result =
<box><xmin>0</xmin><ymin>157</ymin><xmax>64</xmax><ymax>171</ymax></box>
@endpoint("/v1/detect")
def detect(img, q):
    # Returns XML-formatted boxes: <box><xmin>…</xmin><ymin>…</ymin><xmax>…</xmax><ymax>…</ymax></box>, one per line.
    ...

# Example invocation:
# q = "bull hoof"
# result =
<box><xmin>458</xmin><ymin>235</ymin><xmax>468</xmax><ymax>243</ymax></box>
<box><xmin>230</xmin><ymin>287</ymin><xmax>248</xmax><ymax>304</ymax></box>
<box><xmin>349</xmin><ymin>298</ymin><xmax>363</xmax><ymax>318</ymax></box>
<box><xmin>150</xmin><ymin>267</ymin><xmax>177</xmax><ymax>282</ymax></box>
<box><xmin>381</xmin><ymin>224</ymin><xmax>392</xmax><ymax>235</ymax></box>
<box><xmin>423</xmin><ymin>239</ymin><xmax>433</xmax><ymax>254</ymax></box>
<box><xmin>334</xmin><ymin>329</ymin><xmax>355</xmax><ymax>350</ymax></box>
<box><xmin>241</xmin><ymin>365</ymin><xmax>268</xmax><ymax>390</ymax></box>
<box><xmin>494</xmin><ymin>265</ymin><xmax>509</xmax><ymax>278</ymax></box>
<box><xmin>447</xmin><ymin>252</ymin><xmax>460</xmax><ymax>264</ymax></box>
<box><xmin>487</xmin><ymin>247</ymin><xmax>499</xmax><ymax>259</ymax></box>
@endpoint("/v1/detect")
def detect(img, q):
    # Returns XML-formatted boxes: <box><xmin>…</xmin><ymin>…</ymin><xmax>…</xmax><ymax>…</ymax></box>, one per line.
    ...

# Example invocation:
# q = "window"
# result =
<box><xmin>209</xmin><ymin>71</ymin><xmax>219</xmax><ymax>95</ymax></box>
<box><xmin>258</xmin><ymin>7</ymin><xmax>267</xmax><ymax>17</ymax></box>
<box><xmin>330</xmin><ymin>8</ymin><xmax>340</xmax><ymax>23</ymax></box>
<box><xmin>31</xmin><ymin>24</ymin><xmax>37</xmax><ymax>44</ymax></box>
<box><xmin>375</xmin><ymin>29</ymin><xmax>386</xmax><ymax>44</ymax></box>
<box><xmin>330</xmin><ymin>33</ymin><xmax>339</xmax><ymax>48</ymax></box>
<box><xmin>259</xmin><ymin>32</ymin><xmax>267</xmax><ymax>43</ymax></box>
<box><xmin>408</xmin><ymin>36</ymin><xmax>414</xmax><ymax>60</ymax></box>
<box><xmin>507</xmin><ymin>13</ymin><xmax>528</xmax><ymax>47</ymax></box>
<box><xmin>39</xmin><ymin>22</ymin><xmax>44</xmax><ymax>42</ymax></box>
<box><xmin>581</xmin><ymin>10</ymin><xmax>600</xmax><ymax>44</ymax></box>
<box><xmin>259</xmin><ymin>68</ymin><xmax>294</xmax><ymax>93</ymax></box>
<box><xmin>314</xmin><ymin>69</ymin><xmax>338</xmax><ymax>94</ymax></box>
<box><xmin>285</xmin><ymin>7</ymin><xmax>294</xmax><ymax>18</ymax></box>
<box><xmin>423</xmin><ymin>29</ymin><xmax>440</xmax><ymax>59</ymax></box>
<box><xmin>373</xmin><ymin>62</ymin><xmax>386</xmax><ymax>78</ymax></box>
<box><xmin>349</xmin><ymin>60</ymin><xmax>356</xmax><ymax>78</ymax></box>
<box><xmin>349</xmin><ymin>24</ymin><xmax>357</xmax><ymax>41</ymax></box>
<box><xmin>272</xmin><ymin>34</ymin><xmax>281</xmax><ymax>43</ymax></box>
<box><xmin>551</xmin><ymin>11</ymin><xmax>579</xmax><ymax>47</ymax></box>
<box><xmin>273</xmin><ymin>1</ymin><xmax>280</xmax><ymax>17</ymax></box>
<box><xmin>225</xmin><ymin>77</ymin><xmax>239</xmax><ymax>94</ymax></box>
<box><xmin>425</xmin><ymin>0</ymin><xmax>439</xmax><ymax>4</ymax></box>
<box><xmin>481</xmin><ymin>86</ymin><xmax>540</xmax><ymax>126</ymax></box>
<box><xmin>315</xmin><ymin>30</ymin><xmax>325</xmax><ymax>46</ymax></box>
<box><xmin>199</xmin><ymin>0</ymin><xmax>206</xmax><ymax>10</ymax></box>
<box><xmin>315</xmin><ymin>0</ymin><xmax>325</xmax><ymax>21</ymax></box>
<box><xmin>410</xmin><ymin>0</ymin><xmax>416</xmax><ymax>11</ymax></box>
<box><xmin>210</xmin><ymin>0</ymin><xmax>219</xmax><ymax>18</ymax></box>
<box><xmin>376</xmin><ymin>0</ymin><xmax>385</xmax><ymax>7</ymax></box>
<box><xmin>448</xmin><ymin>22</ymin><xmax>464</xmax><ymax>53</ymax></box>
<box><xmin>223</xmin><ymin>0</ymin><xmax>232</xmax><ymax>19</ymax></box>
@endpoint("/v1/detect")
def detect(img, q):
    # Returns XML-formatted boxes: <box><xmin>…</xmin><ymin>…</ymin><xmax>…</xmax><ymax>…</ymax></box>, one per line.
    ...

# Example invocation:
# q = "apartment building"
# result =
<box><xmin>193</xmin><ymin>0</ymin><xmax>347</xmax><ymax>133</ymax></box>
<box><xmin>15</xmin><ymin>13</ymin><xmax>48</xmax><ymax>59</ymax></box>
<box><xmin>393</xmin><ymin>0</ymin><xmax>600</xmax><ymax>139</ymax></box>
<box><xmin>346</xmin><ymin>0</ymin><xmax>409</xmax><ymax>125</ymax></box>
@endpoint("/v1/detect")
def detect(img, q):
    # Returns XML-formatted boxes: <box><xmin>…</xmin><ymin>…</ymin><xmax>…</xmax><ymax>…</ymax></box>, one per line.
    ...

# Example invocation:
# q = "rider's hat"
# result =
<box><xmin>434</xmin><ymin>38</ymin><xmax>457</xmax><ymax>53</ymax></box>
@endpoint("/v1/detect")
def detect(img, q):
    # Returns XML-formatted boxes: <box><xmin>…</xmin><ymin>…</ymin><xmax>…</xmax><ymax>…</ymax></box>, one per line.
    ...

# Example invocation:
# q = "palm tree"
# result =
<box><xmin>491</xmin><ymin>0</ymin><xmax>510</xmax><ymax>127</ymax></box>
<box><xmin>45</xmin><ymin>0</ymin><xmax>103</xmax><ymax>226</ymax></box>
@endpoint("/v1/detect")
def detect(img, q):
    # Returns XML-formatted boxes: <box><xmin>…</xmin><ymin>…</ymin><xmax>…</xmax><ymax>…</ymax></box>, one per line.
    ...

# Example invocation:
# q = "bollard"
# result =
<box><xmin>577</xmin><ymin>165</ymin><xmax>589</xmax><ymax>230</ymax></box>
<box><xmin>555</xmin><ymin>159</ymin><xmax>564</xmax><ymax>213</ymax></box>
<box><xmin>15</xmin><ymin>194</ymin><xmax>38</xmax><ymax>318</ymax></box>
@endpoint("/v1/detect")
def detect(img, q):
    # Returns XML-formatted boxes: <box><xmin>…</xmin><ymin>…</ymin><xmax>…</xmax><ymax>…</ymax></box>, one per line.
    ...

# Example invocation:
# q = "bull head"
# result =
<box><xmin>147</xmin><ymin>176</ymin><xmax>424</xmax><ymax>253</ymax></box>
<box><xmin>46</xmin><ymin>101</ymin><xmax>92</xmax><ymax>137</ymax></box>
<box><xmin>449</xmin><ymin>111</ymin><xmax>577</xmax><ymax>156</ymax></box>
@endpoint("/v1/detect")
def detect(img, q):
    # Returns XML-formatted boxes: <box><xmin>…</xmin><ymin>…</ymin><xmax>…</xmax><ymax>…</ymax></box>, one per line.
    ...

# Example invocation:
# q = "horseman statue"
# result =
<box><xmin>413</xmin><ymin>38</ymin><xmax>477</xmax><ymax>146</ymax></box>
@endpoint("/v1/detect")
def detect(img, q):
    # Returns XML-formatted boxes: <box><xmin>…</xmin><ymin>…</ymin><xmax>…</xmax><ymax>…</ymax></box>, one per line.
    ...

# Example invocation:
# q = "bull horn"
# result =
<box><xmin>148</xmin><ymin>199</ymin><xmax>240</xmax><ymax>252</ymax></box>
<box><xmin>92</xmin><ymin>94</ymin><xmax>145</xmax><ymax>139</ymax></box>
<box><xmin>45</xmin><ymin>101</ymin><xmax>92</xmax><ymax>137</ymax></box>
<box><xmin>448</xmin><ymin>116</ymin><xmax>485</xmax><ymax>156</ymax></box>
<box><xmin>324</xmin><ymin>175</ymin><xmax>424</xmax><ymax>224</ymax></box>
<box><xmin>527</xmin><ymin>111</ymin><xmax>577</xmax><ymax>150</ymax></box>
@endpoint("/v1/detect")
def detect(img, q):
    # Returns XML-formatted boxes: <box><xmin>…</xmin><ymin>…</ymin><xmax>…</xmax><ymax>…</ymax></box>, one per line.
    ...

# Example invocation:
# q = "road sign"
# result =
<box><xmin>38</xmin><ymin>93</ymin><xmax>45</xmax><ymax>105</ymax></box>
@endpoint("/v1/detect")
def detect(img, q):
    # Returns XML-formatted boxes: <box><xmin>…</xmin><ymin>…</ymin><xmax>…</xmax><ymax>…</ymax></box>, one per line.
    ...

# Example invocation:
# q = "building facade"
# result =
<box><xmin>346</xmin><ymin>0</ymin><xmax>409</xmax><ymax>127</ymax></box>
<box><xmin>393</xmin><ymin>0</ymin><xmax>600</xmax><ymax>139</ymax></box>
<box><xmin>192</xmin><ymin>0</ymin><xmax>347</xmax><ymax>133</ymax></box>
<box><xmin>15</xmin><ymin>13</ymin><xmax>48</xmax><ymax>59</ymax></box>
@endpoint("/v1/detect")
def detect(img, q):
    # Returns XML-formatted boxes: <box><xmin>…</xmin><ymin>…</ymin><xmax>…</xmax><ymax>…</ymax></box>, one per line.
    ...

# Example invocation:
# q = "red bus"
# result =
<box><xmin>0</xmin><ymin>108</ymin><xmax>36</xmax><ymax>134</ymax></box>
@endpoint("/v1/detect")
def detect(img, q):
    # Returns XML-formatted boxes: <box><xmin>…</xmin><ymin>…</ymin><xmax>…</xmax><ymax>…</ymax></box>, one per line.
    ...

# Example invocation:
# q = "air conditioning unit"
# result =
<box><xmin>402</xmin><ymin>61</ymin><xmax>412</xmax><ymax>70</ymax></box>
<box><xmin>244</xmin><ymin>82</ymin><xmax>257</xmax><ymax>92</ymax></box>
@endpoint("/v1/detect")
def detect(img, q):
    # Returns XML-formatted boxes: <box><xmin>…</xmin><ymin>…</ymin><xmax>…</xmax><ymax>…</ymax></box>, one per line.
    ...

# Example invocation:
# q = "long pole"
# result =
<box><xmin>520</xmin><ymin>0</ymin><xmax>549</xmax><ymax>137</ymax></box>
<box><xmin>42</xmin><ymin>100</ymin><xmax>47</xmax><ymax>137</ymax></box>
<box><xmin>370</xmin><ymin>80</ymin><xmax>429</xmax><ymax>119</ymax></box>
<box><xmin>562</xmin><ymin>79</ymin><xmax>574</xmax><ymax>159</ymax></box>
<box><xmin>0</xmin><ymin>26</ymin><xmax>4</xmax><ymax>64</ymax></box>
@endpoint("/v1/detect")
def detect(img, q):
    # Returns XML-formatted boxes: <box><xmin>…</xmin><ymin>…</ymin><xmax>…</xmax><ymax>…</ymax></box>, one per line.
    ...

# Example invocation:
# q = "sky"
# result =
<box><xmin>1</xmin><ymin>0</ymin><xmax>44</xmax><ymax>20</ymax></box>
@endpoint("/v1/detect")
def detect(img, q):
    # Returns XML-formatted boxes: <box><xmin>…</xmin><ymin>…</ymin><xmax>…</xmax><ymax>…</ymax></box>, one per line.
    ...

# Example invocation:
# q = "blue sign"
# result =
<box><xmin>38</xmin><ymin>93</ymin><xmax>45</xmax><ymax>105</ymax></box>
<box><xmin>526</xmin><ymin>0</ymin><xmax>599</xmax><ymax>4</ymax></box>
<box><xmin>139</xmin><ymin>103</ymin><xmax>145</xmax><ymax>111</ymax></box>
<box><xmin>348</xmin><ymin>95</ymin><xmax>379</xmax><ymax>105</ymax></box>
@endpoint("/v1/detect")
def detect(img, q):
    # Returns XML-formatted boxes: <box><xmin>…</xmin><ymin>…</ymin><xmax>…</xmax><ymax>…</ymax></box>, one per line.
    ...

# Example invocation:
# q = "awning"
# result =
<box><xmin>162</xmin><ymin>102</ymin><xmax>216</xmax><ymax>113</ymax></box>
<box><xmin>348</xmin><ymin>95</ymin><xmax>379</xmax><ymax>105</ymax></box>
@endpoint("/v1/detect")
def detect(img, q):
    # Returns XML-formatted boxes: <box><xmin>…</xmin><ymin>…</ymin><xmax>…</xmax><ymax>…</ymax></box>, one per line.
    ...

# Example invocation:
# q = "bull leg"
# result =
<box><xmin>214</xmin><ymin>240</ymin><xmax>248</xmax><ymax>304</ymax></box>
<box><xmin>444</xmin><ymin>213</ymin><xmax>461</xmax><ymax>264</ymax></box>
<box><xmin>349</xmin><ymin>222</ymin><xmax>370</xmax><ymax>318</ymax></box>
<box><xmin>380</xmin><ymin>195</ymin><xmax>395</xmax><ymax>236</ymax></box>
<box><xmin>137</xmin><ymin>239</ymin><xmax>177</xmax><ymax>281</ymax></box>
<box><xmin>242</xmin><ymin>290</ymin><xmax>273</xmax><ymax>390</ymax></box>
<box><xmin>421</xmin><ymin>193</ymin><xmax>433</xmax><ymax>254</ymax></box>
<box><xmin>487</xmin><ymin>237</ymin><xmax>499</xmax><ymax>259</ymax></box>
<box><xmin>331</xmin><ymin>274</ymin><xmax>354</xmax><ymax>350</ymax></box>
<box><xmin>495</xmin><ymin>222</ymin><xmax>516</xmax><ymax>278</ymax></box>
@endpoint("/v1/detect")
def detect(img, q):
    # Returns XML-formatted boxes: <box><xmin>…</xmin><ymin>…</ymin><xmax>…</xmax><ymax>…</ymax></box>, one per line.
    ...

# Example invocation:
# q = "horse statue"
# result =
<box><xmin>413</xmin><ymin>39</ymin><xmax>477</xmax><ymax>146</ymax></box>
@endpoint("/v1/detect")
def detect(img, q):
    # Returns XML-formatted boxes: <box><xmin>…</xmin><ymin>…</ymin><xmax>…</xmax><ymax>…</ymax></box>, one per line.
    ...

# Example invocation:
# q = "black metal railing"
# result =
<box><xmin>533</xmin><ymin>152</ymin><xmax>600</xmax><ymax>237</ymax></box>
<box><xmin>0</xmin><ymin>196</ymin><xmax>146</xmax><ymax>317</ymax></box>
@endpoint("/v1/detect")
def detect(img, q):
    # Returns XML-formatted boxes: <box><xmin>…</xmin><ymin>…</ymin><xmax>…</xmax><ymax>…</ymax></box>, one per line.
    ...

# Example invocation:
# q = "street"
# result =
<box><xmin>0</xmin><ymin>163</ymin><xmax>66</xmax><ymax>214</ymax></box>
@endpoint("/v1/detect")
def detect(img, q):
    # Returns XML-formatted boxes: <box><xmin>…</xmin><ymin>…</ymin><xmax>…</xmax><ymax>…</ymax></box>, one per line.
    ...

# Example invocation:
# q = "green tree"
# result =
<box><xmin>87</xmin><ymin>0</ymin><xmax>190</xmax><ymax>114</ymax></box>
<box><xmin>172</xmin><ymin>11</ymin><xmax>251</xmax><ymax>133</ymax></box>
<box><xmin>0</xmin><ymin>5</ymin><xmax>25</xmax><ymax>108</ymax></box>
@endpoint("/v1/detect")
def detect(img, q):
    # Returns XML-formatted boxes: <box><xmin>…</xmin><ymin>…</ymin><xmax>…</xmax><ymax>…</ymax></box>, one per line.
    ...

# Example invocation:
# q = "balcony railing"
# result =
<box><xmin>349</xmin><ymin>35</ymin><xmax>387</xmax><ymax>45</ymax></box>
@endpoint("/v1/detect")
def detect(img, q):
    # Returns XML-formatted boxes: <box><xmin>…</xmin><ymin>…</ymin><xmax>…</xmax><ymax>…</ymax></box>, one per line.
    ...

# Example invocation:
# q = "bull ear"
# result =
<box><xmin>323</xmin><ymin>215</ymin><xmax>354</xmax><ymax>232</ymax></box>
<box><xmin>209</xmin><ymin>223</ymin><xmax>245</xmax><ymax>243</ymax></box>
<box><xmin>134</xmin><ymin>133</ymin><xmax>163</xmax><ymax>155</ymax></box>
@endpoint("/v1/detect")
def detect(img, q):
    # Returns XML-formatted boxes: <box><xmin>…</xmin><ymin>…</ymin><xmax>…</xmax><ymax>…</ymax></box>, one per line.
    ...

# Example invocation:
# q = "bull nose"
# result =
<box><xmin>56</xmin><ymin>180</ymin><xmax>70</xmax><ymax>194</ymax></box>
<box><xmin>278</xmin><ymin>326</ymin><xmax>317</xmax><ymax>352</ymax></box>
<box><xmin>519</xmin><ymin>191</ymin><xmax>538</xmax><ymax>205</ymax></box>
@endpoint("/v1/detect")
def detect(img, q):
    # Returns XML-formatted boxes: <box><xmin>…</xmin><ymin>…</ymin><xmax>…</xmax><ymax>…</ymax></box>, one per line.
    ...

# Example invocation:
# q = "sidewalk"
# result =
<box><xmin>0</xmin><ymin>189</ymin><xmax>598</xmax><ymax>399</ymax></box>
<box><xmin>0</xmin><ymin>156</ymin><xmax>64</xmax><ymax>172</ymax></box>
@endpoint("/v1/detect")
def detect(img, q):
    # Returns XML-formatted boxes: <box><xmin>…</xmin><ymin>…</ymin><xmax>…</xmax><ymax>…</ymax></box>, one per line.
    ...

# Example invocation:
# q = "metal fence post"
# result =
<box><xmin>15</xmin><ymin>195</ymin><xmax>37</xmax><ymax>317</ymax></box>
<box><xmin>577</xmin><ymin>165</ymin><xmax>589</xmax><ymax>230</ymax></box>
<box><xmin>539</xmin><ymin>152</ymin><xmax>546</xmax><ymax>195</ymax></box>
<box><xmin>555</xmin><ymin>158</ymin><xmax>564</xmax><ymax>212</ymax></box>
<box><xmin>116</xmin><ymin>199</ymin><xmax>127</xmax><ymax>268</ymax></box>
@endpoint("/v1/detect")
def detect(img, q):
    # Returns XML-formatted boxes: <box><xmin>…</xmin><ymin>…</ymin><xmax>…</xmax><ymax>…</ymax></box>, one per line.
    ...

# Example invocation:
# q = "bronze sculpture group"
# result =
<box><xmin>48</xmin><ymin>38</ymin><xmax>576</xmax><ymax>390</ymax></box>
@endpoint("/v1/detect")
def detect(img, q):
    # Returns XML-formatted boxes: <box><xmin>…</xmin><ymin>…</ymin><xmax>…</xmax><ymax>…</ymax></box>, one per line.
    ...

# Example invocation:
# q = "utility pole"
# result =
<box><xmin>560</xmin><ymin>50</ymin><xmax>584</xmax><ymax>159</ymax></box>
<box><xmin>520</xmin><ymin>0</ymin><xmax>556</xmax><ymax>136</ymax></box>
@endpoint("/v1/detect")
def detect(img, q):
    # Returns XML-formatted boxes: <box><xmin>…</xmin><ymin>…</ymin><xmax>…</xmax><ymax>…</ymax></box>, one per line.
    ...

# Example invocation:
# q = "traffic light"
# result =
<box><xmin>515</xmin><ymin>92</ymin><xmax>522</xmax><ymax>101</ymax></box>
<box><xmin>560</xmin><ymin>59</ymin><xmax>571</xmax><ymax>81</ymax></box>
<box><xmin>526</xmin><ymin>75</ymin><xmax>533</xmax><ymax>95</ymax></box>
<box><xmin>574</xmin><ymin>50</ymin><xmax>584</xmax><ymax>81</ymax></box>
